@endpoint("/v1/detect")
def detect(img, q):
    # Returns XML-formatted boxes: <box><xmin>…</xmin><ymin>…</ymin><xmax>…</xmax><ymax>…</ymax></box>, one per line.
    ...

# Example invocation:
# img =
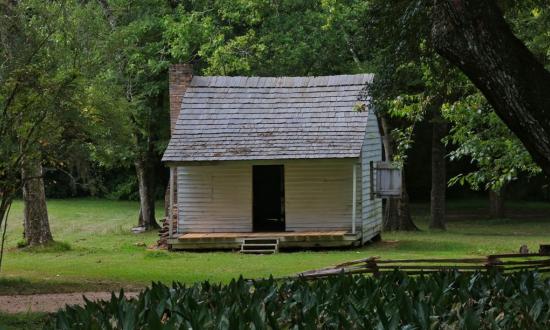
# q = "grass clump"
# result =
<box><xmin>47</xmin><ymin>271</ymin><xmax>550</xmax><ymax>329</ymax></box>
<box><xmin>18</xmin><ymin>241</ymin><xmax>72</xmax><ymax>253</ymax></box>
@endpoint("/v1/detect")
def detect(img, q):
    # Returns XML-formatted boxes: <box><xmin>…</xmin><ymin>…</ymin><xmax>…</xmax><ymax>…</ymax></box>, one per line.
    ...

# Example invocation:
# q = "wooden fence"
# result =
<box><xmin>297</xmin><ymin>244</ymin><xmax>550</xmax><ymax>279</ymax></box>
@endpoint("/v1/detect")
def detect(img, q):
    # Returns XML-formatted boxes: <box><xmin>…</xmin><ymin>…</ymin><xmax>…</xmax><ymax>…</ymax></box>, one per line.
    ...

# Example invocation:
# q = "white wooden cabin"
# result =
<box><xmin>162</xmin><ymin>71</ymin><xmax>383</xmax><ymax>250</ymax></box>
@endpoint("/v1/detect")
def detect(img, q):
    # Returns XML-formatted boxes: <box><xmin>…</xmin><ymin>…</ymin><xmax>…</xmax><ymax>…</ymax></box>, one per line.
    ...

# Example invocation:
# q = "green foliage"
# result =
<box><xmin>507</xmin><ymin>3</ymin><xmax>550</xmax><ymax>70</ymax></box>
<box><xmin>165</xmin><ymin>0</ymin><xmax>369</xmax><ymax>76</ymax></box>
<box><xmin>0</xmin><ymin>0</ymin><xmax>114</xmax><ymax>203</ymax></box>
<box><xmin>440</xmin><ymin>4</ymin><xmax>549</xmax><ymax>192</ymax></box>
<box><xmin>363</xmin><ymin>0</ymin><xmax>467</xmax><ymax>165</ymax></box>
<box><xmin>365</xmin><ymin>0</ymin><xmax>549</xmax><ymax>180</ymax></box>
<box><xmin>91</xmin><ymin>0</ymin><xmax>174</xmax><ymax>163</ymax></box>
<box><xmin>443</xmin><ymin>94</ymin><xmax>541</xmax><ymax>191</ymax></box>
<box><xmin>48</xmin><ymin>271</ymin><xmax>550</xmax><ymax>329</ymax></box>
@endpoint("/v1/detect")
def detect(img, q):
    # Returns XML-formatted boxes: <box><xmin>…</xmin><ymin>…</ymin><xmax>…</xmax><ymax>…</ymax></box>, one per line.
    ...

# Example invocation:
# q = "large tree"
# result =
<box><xmin>0</xmin><ymin>0</ymin><xmax>106</xmax><ymax>249</ymax></box>
<box><xmin>360</xmin><ymin>0</ymin><xmax>471</xmax><ymax>230</ymax></box>
<box><xmin>95</xmin><ymin>0</ymin><xmax>183</xmax><ymax>230</ymax></box>
<box><xmin>432</xmin><ymin>0</ymin><xmax>549</xmax><ymax>217</ymax></box>
<box><xmin>432</xmin><ymin>0</ymin><xmax>550</xmax><ymax>176</ymax></box>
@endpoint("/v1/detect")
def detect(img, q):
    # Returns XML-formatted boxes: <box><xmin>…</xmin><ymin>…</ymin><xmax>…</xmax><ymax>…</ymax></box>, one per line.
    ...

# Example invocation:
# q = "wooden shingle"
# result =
<box><xmin>162</xmin><ymin>74</ymin><xmax>374</xmax><ymax>162</ymax></box>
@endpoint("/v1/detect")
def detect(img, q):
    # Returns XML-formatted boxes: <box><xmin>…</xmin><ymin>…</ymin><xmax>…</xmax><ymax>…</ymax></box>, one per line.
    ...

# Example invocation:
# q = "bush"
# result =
<box><xmin>48</xmin><ymin>271</ymin><xmax>550</xmax><ymax>329</ymax></box>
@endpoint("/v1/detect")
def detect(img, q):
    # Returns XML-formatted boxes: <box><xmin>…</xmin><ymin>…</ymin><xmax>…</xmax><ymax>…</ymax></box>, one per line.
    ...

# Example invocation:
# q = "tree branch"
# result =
<box><xmin>431</xmin><ymin>0</ymin><xmax>550</xmax><ymax>175</ymax></box>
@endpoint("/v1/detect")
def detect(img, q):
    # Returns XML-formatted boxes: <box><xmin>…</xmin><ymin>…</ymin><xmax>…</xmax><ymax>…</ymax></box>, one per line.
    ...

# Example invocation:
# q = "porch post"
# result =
<box><xmin>169</xmin><ymin>166</ymin><xmax>175</xmax><ymax>239</ymax></box>
<box><xmin>352</xmin><ymin>163</ymin><xmax>357</xmax><ymax>234</ymax></box>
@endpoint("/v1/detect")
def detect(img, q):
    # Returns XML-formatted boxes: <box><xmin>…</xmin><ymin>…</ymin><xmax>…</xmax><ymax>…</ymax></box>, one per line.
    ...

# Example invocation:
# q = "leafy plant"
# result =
<box><xmin>48</xmin><ymin>271</ymin><xmax>550</xmax><ymax>329</ymax></box>
<box><xmin>443</xmin><ymin>93</ymin><xmax>541</xmax><ymax>191</ymax></box>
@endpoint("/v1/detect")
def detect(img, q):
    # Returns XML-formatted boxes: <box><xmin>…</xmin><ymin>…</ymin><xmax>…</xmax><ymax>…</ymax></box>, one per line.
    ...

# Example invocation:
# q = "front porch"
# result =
<box><xmin>167</xmin><ymin>230</ymin><xmax>361</xmax><ymax>250</ymax></box>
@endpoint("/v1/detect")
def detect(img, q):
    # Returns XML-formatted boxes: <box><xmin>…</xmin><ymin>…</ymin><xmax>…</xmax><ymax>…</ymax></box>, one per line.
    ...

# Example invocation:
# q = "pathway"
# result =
<box><xmin>0</xmin><ymin>291</ymin><xmax>139</xmax><ymax>313</ymax></box>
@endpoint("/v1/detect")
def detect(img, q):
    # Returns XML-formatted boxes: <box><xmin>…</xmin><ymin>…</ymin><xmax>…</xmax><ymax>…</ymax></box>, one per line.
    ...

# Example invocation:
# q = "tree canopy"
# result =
<box><xmin>1</xmin><ymin>0</ymin><xmax>549</xmax><ymax>246</ymax></box>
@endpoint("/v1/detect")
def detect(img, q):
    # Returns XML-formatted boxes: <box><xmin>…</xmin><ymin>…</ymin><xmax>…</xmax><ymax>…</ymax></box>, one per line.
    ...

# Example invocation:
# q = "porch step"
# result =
<box><xmin>240</xmin><ymin>238</ymin><xmax>279</xmax><ymax>254</ymax></box>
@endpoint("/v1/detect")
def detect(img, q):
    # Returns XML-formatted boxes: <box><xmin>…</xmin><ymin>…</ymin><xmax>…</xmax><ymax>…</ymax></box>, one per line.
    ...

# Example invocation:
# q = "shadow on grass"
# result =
<box><xmin>0</xmin><ymin>278</ymin><xmax>83</xmax><ymax>295</ymax></box>
<box><xmin>15</xmin><ymin>241</ymin><xmax>71</xmax><ymax>253</ymax></box>
<box><xmin>371</xmin><ymin>239</ymin><xmax>471</xmax><ymax>253</ymax></box>
<box><xmin>0</xmin><ymin>277</ymin><xmax>144</xmax><ymax>295</ymax></box>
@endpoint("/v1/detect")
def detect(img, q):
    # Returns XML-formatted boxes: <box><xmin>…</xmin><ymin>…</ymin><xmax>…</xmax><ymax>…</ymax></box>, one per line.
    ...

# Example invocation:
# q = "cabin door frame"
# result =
<box><xmin>252</xmin><ymin>165</ymin><xmax>285</xmax><ymax>232</ymax></box>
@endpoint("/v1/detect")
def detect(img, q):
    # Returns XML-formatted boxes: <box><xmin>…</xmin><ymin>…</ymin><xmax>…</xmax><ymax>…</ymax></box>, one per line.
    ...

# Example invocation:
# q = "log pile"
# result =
<box><xmin>156</xmin><ymin>209</ymin><xmax>178</xmax><ymax>250</ymax></box>
<box><xmin>296</xmin><ymin>244</ymin><xmax>550</xmax><ymax>279</ymax></box>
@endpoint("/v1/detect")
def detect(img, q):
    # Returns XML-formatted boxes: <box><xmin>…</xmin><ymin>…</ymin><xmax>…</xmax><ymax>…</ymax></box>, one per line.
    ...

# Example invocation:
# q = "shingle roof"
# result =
<box><xmin>162</xmin><ymin>74</ymin><xmax>373</xmax><ymax>162</ymax></box>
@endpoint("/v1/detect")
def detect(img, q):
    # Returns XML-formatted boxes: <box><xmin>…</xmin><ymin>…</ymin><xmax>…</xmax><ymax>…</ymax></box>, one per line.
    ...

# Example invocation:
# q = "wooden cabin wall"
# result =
<box><xmin>176</xmin><ymin>159</ymin><xmax>359</xmax><ymax>233</ymax></box>
<box><xmin>285</xmin><ymin>159</ymin><xmax>358</xmax><ymax>231</ymax></box>
<box><xmin>177</xmin><ymin>164</ymin><xmax>252</xmax><ymax>232</ymax></box>
<box><xmin>360</xmin><ymin>109</ymin><xmax>384</xmax><ymax>243</ymax></box>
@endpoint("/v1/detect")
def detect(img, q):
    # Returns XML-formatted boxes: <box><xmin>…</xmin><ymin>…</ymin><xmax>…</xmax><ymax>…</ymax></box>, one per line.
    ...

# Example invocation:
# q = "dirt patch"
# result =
<box><xmin>376</xmin><ymin>240</ymin><xmax>400</xmax><ymax>248</ymax></box>
<box><xmin>0</xmin><ymin>291</ymin><xmax>139</xmax><ymax>314</ymax></box>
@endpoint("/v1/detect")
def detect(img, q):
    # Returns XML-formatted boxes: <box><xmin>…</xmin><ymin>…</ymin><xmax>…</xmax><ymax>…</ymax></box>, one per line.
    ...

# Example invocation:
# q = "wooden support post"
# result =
<box><xmin>369</xmin><ymin>161</ymin><xmax>374</xmax><ymax>200</ymax></box>
<box><xmin>169</xmin><ymin>167</ymin><xmax>175</xmax><ymax>239</ymax></box>
<box><xmin>352</xmin><ymin>164</ymin><xmax>357</xmax><ymax>235</ymax></box>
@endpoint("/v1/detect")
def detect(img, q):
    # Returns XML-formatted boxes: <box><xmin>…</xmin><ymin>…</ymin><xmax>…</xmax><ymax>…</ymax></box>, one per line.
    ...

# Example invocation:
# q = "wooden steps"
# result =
<box><xmin>240</xmin><ymin>238</ymin><xmax>279</xmax><ymax>254</ymax></box>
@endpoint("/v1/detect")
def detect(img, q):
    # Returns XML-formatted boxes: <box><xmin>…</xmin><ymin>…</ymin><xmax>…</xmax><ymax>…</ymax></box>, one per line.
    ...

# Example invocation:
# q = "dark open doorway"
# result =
<box><xmin>253</xmin><ymin>165</ymin><xmax>285</xmax><ymax>232</ymax></box>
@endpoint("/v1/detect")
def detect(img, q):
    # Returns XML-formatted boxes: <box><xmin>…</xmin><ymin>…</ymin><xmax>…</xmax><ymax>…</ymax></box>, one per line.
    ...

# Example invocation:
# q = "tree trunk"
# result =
<box><xmin>432</xmin><ymin>0</ymin><xmax>550</xmax><ymax>176</ymax></box>
<box><xmin>135</xmin><ymin>153</ymin><xmax>160</xmax><ymax>229</ymax></box>
<box><xmin>489</xmin><ymin>188</ymin><xmax>505</xmax><ymax>218</ymax></box>
<box><xmin>379</xmin><ymin>114</ymin><xmax>418</xmax><ymax>231</ymax></box>
<box><xmin>397</xmin><ymin>174</ymin><xmax>418</xmax><ymax>231</ymax></box>
<box><xmin>383</xmin><ymin>199</ymin><xmax>400</xmax><ymax>231</ymax></box>
<box><xmin>22</xmin><ymin>158</ymin><xmax>53</xmax><ymax>246</ymax></box>
<box><xmin>164</xmin><ymin>184</ymin><xmax>170</xmax><ymax>218</ymax></box>
<box><xmin>430</xmin><ymin>109</ymin><xmax>447</xmax><ymax>229</ymax></box>
<box><xmin>96</xmin><ymin>0</ymin><xmax>116</xmax><ymax>28</ymax></box>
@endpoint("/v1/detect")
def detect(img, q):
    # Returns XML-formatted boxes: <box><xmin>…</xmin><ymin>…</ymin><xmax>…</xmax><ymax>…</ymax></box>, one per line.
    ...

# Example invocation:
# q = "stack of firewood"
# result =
<box><xmin>156</xmin><ymin>211</ymin><xmax>177</xmax><ymax>249</ymax></box>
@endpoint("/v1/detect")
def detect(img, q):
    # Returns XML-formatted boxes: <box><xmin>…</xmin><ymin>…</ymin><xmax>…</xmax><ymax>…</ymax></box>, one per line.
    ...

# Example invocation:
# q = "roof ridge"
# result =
<box><xmin>190</xmin><ymin>74</ymin><xmax>374</xmax><ymax>88</ymax></box>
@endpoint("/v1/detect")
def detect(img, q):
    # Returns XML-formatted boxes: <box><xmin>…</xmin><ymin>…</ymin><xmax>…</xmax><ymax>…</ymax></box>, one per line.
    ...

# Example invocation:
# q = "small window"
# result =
<box><xmin>370</xmin><ymin>161</ymin><xmax>402</xmax><ymax>198</ymax></box>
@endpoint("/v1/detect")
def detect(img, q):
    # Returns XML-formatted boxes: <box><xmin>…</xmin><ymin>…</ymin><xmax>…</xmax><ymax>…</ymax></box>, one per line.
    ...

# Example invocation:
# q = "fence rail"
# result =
<box><xmin>297</xmin><ymin>244</ymin><xmax>550</xmax><ymax>279</ymax></box>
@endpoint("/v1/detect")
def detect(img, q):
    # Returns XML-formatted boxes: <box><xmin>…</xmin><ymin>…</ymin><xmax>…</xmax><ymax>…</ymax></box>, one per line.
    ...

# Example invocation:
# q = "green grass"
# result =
<box><xmin>0</xmin><ymin>312</ymin><xmax>48</xmax><ymax>330</ymax></box>
<box><xmin>0</xmin><ymin>198</ymin><xmax>549</xmax><ymax>294</ymax></box>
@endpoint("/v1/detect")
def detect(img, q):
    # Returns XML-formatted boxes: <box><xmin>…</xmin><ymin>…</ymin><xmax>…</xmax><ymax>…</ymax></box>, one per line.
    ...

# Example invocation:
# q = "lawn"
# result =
<box><xmin>0</xmin><ymin>198</ymin><xmax>549</xmax><ymax>294</ymax></box>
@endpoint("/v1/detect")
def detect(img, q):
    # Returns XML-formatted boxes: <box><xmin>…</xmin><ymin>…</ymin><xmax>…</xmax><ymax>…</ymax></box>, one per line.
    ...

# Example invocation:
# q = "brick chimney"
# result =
<box><xmin>169</xmin><ymin>64</ymin><xmax>193</xmax><ymax>134</ymax></box>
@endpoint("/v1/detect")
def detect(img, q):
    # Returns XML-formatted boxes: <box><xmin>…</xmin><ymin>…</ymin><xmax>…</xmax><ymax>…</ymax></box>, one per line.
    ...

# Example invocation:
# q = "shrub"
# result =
<box><xmin>16</xmin><ymin>240</ymin><xmax>28</xmax><ymax>249</ymax></box>
<box><xmin>47</xmin><ymin>271</ymin><xmax>550</xmax><ymax>329</ymax></box>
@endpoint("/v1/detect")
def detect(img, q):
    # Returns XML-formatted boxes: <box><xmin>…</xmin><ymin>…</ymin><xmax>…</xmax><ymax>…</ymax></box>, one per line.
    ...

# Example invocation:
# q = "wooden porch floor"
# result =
<box><xmin>169</xmin><ymin>230</ymin><xmax>360</xmax><ymax>250</ymax></box>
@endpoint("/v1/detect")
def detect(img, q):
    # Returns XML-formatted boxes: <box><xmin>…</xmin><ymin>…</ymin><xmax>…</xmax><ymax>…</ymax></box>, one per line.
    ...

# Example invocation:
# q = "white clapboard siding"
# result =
<box><xmin>360</xmin><ymin>108</ymin><xmax>383</xmax><ymax>243</ymax></box>
<box><xmin>177</xmin><ymin>164</ymin><xmax>252</xmax><ymax>232</ymax></box>
<box><xmin>285</xmin><ymin>159</ymin><xmax>358</xmax><ymax>231</ymax></box>
<box><xmin>176</xmin><ymin>159</ymin><xmax>359</xmax><ymax>234</ymax></box>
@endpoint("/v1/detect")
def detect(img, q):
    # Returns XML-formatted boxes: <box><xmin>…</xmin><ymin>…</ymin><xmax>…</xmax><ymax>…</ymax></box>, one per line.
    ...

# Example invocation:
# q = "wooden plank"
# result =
<box><xmin>170</xmin><ymin>231</ymin><xmax>359</xmax><ymax>250</ymax></box>
<box><xmin>178</xmin><ymin>230</ymin><xmax>348</xmax><ymax>239</ymax></box>
<box><xmin>294</xmin><ymin>252</ymin><xmax>550</xmax><ymax>279</ymax></box>
<box><xmin>352</xmin><ymin>164</ymin><xmax>357</xmax><ymax>234</ymax></box>
<box><xmin>169</xmin><ymin>167</ymin><xmax>175</xmax><ymax>238</ymax></box>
